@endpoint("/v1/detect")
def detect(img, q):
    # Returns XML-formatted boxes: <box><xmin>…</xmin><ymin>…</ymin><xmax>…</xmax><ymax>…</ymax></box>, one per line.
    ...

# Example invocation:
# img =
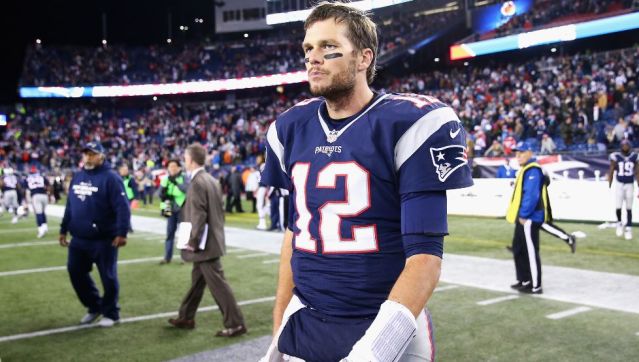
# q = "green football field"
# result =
<box><xmin>1</xmin><ymin>204</ymin><xmax>638</xmax><ymax>361</ymax></box>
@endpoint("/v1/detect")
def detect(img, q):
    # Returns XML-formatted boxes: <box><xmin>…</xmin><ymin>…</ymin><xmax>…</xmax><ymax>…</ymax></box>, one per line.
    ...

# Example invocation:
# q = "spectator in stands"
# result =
<box><xmin>540</xmin><ymin>133</ymin><xmax>557</xmax><ymax>154</ymax></box>
<box><xmin>485</xmin><ymin>139</ymin><xmax>505</xmax><ymax>157</ymax></box>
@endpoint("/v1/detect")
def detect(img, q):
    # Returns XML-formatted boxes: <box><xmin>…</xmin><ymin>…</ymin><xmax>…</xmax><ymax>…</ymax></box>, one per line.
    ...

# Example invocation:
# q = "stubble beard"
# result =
<box><xmin>310</xmin><ymin>59</ymin><xmax>357</xmax><ymax>103</ymax></box>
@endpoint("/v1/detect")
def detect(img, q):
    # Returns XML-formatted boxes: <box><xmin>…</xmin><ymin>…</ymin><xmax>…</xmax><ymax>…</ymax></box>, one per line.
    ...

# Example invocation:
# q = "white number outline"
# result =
<box><xmin>291</xmin><ymin>161</ymin><xmax>379</xmax><ymax>254</ymax></box>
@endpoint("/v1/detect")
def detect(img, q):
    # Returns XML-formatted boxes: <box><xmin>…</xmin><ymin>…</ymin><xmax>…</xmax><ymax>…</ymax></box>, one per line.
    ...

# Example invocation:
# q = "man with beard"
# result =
<box><xmin>59</xmin><ymin>142</ymin><xmax>130</xmax><ymax>328</ymax></box>
<box><xmin>259</xmin><ymin>2</ymin><xmax>473</xmax><ymax>361</ymax></box>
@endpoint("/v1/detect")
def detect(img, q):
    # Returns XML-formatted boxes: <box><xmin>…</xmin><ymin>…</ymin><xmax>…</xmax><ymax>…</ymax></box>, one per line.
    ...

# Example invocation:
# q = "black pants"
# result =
<box><xmin>512</xmin><ymin>220</ymin><xmax>542</xmax><ymax>289</ymax></box>
<box><xmin>67</xmin><ymin>241</ymin><xmax>120</xmax><ymax>320</ymax></box>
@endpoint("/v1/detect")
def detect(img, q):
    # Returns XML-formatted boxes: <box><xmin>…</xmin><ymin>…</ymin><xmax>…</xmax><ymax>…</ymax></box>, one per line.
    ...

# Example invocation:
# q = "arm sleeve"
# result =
<box><xmin>188</xmin><ymin>181</ymin><xmax>208</xmax><ymax>250</ymax></box>
<box><xmin>396</xmin><ymin>107</ymin><xmax>473</xmax><ymax>193</ymax></box>
<box><xmin>518</xmin><ymin>168</ymin><xmax>542</xmax><ymax>219</ymax></box>
<box><xmin>401</xmin><ymin>191</ymin><xmax>447</xmax><ymax>258</ymax></box>
<box><xmin>109</xmin><ymin>174</ymin><xmax>132</xmax><ymax>237</ymax></box>
<box><xmin>261</xmin><ymin>121</ymin><xmax>291</xmax><ymax>190</ymax></box>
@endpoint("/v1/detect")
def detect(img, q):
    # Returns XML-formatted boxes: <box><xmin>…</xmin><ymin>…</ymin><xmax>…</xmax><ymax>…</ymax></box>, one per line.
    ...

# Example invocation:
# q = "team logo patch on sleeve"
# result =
<box><xmin>430</xmin><ymin>145</ymin><xmax>468</xmax><ymax>182</ymax></box>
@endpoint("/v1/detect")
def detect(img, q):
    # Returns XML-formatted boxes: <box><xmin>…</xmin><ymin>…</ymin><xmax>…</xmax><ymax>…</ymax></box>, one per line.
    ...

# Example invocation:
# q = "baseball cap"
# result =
<box><xmin>82</xmin><ymin>141</ymin><xmax>105</xmax><ymax>154</ymax></box>
<box><xmin>621</xmin><ymin>139</ymin><xmax>631</xmax><ymax>146</ymax></box>
<box><xmin>512</xmin><ymin>141</ymin><xmax>533</xmax><ymax>152</ymax></box>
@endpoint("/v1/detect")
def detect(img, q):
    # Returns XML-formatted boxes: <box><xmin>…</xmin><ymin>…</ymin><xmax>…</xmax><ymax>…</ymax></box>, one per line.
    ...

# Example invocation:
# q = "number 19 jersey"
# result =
<box><xmin>261</xmin><ymin>92</ymin><xmax>473</xmax><ymax>317</ymax></box>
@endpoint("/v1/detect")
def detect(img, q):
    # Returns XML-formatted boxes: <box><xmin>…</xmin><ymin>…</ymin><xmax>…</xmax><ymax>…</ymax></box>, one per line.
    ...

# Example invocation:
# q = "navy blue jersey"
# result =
<box><xmin>610</xmin><ymin>152</ymin><xmax>638</xmax><ymax>184</ymax></box>
<box><xmin>2</xmin><ymin>174</ymin><xmax>18</xmax><ymax>191</ymax></box>
<box><xmin>261</xmin><ymin>92</ymin><xmax>473</xmax><ymax>317</ymax></box>
<box><xmin>27</xmin><ymin>173</ymin><xmax>49</xmax><ymax>195</ymax></box>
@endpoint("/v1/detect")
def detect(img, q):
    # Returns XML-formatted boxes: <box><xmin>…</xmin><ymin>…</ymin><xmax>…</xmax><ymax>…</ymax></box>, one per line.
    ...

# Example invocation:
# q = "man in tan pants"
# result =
<box><xmin>168</xmin><ymin>143</ymin><xmax>246</xmax><ymax>337</ymax></box>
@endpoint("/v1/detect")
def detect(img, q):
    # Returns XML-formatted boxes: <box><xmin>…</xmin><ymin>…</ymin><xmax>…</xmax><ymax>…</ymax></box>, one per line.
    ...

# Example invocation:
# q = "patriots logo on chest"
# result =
<box><xmin>430</xmin><ymin>145</ymin><xmax>468</xmax><ymax>182</ymax></box>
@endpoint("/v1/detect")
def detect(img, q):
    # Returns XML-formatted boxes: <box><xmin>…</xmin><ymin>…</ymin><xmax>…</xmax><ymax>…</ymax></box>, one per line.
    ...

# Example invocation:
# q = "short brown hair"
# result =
<box><xmin>305</xmin><ymin>1</ymin><xmax>378</xmax><ymax>84</ymax></box>
<box><xmin>186</xmin><ymin>143</ymin><xmax>206</xmax><ymax>166</ymax></box>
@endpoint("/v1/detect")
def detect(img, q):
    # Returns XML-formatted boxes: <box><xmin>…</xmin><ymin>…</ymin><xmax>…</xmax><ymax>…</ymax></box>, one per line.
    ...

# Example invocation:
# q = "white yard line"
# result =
<box><xmin>0</xmin><ymin>296</ymin><xmax>275</xmax><ymax>343</ymax></box>
<box><xmin>262</xmin><ymin>259</ymin><xmax>280</xmax><ymax>264</ymax></box>
<box><xmin>44</xmin><ymin>205</ymin><xmax>639</xmax><ymax>315</ymax></box>
<box><xmin>0</xmin><ymin>241</ymin><xmax>57</xmax><ymax>249</ymax></box>
<box><xmin>0</xmin><ymin>257</ymin><xmax>161</xmax><ymax>277</ymax></box>
<box><xmin>226</xmin><ymin>248</ymin><xmax>249</xmax><ymax>254</ymax></box>
<box><xmin>434</xmin><ymin>285</ymin><xmax>459</xmax><ymax>292</ymax></box>
<box><xmin>477</xmin><ymin>295</ymin><xmax>520</xmax><ymax>306</ymax></box>
<box><xmin>237</xmin><ymin>252</ymin><xmax>270</xmax><ymax>259</ymax></box>
<box><xmin>0</xmin><ymin>227</ymin><xmax>38</xmax><ymax>233</ymax></box>
<box><xmin>546</xmin><ymin>306</ymin><xmax>592</xmax><ymax>320</ymax></box>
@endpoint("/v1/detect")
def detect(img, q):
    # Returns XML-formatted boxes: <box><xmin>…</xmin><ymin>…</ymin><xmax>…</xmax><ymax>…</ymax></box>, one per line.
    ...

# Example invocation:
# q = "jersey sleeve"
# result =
<box><xmin>395</xmin><ymin>106</ymin><xmax>474</xmax><ymax>194</ymax></box>
<box><xmin>261</xmin><ymin>120</ymin><xmax>291</xmax><ymax>190</ymax></box>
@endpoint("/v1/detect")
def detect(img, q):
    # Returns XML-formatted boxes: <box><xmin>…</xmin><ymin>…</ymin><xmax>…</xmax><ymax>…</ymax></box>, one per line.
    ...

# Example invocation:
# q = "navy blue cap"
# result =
<box><xmin>512</xmin><ymin>141</ymin><xmax>533</xmax><ymax>152</ymax></box>
<box><xmin>82</xmin><ymin>141</ymin><xmax>105</xmax><ymax>154</ymax></box>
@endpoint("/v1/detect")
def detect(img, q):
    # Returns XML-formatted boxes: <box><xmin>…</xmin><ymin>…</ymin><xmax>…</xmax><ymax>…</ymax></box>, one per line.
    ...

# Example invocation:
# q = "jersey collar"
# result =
<box><xmin>317</xmin><ymin>93</ymin><xmax>389</xmax><ymax>144</ymax></box>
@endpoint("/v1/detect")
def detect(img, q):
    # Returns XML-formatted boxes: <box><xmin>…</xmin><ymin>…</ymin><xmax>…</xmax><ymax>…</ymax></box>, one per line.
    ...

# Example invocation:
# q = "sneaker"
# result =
<box><xmin>11</xmin><ymin>216</ymin><xmax>18</xmax><ymax>224</ymax></box>
<box><xmin>624</xmin><ymin>227</ymin><xmax>632</xmax><ymax>240</ymax></box>
<box><xmin>97</xmin><ymin>317</ymin><xmax>120</xmax><ymax>328</ymax></box>
<box><xmin>510</xmin><ymin>281</ymin><xmax>530</xmax><ymax>290</ymax></box>
<box><xmin>519</xmin><ymin>285</ymin><xmax>543</xmax><ymax>294</ymax></box>
<box><xmin>37</xmin><ymin>226</ymin><xmax>47</xmax><ymax>239</ymax></box>
<box><xmin>80</xmin><ymin>312</ymin><xmax>101</xmax><ymax>324</ymax></box>
<box><xmin>568</xmin><ymin>235</ymin><xmax>577</xmax><ymax>254</ymax></box>
<box><xmin>159</xmin><ymin>259</ymin><xmax>171</xmax><ymax>265</ymax></box>
<box><xmin>616</xmin><ymin>222</ymin><xmax>623</xmax><ymax>237</ymax></box>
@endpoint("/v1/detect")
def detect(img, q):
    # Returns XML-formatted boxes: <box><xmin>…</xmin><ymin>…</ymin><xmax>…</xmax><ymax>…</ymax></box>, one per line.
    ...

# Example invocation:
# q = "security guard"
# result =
<box><xmin>506</xmin><ymin>141</ymin><xmax>548</xmax><ymax>294</ymax></box>
<box><xmin>159</xmin><ymin>159</ymin><xmax>188</xmax><ymax>264</ymax></box>
<box><xmin>59</xmin><ymin>141</ymin><xmax>130</xmax><ymax>327</ymax></box>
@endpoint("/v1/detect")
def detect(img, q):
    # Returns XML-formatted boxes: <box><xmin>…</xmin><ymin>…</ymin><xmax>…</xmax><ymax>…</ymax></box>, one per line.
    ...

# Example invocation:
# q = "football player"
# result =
<box><xmin>607</xmin><ymin>139</ymin><xmax>638</xmax><ymax>240</ymax></box>
<box><xmin>26</xmin><ymin>166</ymin><xmax>51</xmax><ymax>238</ymax></box>
<box><xmin>259</xmin><ymin>3</ymin><xmax>473</xmax><ymax>361</ymax></box>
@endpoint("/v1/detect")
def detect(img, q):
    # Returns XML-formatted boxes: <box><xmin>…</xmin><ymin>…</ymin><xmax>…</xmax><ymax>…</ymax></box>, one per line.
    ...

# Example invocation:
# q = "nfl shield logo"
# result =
<box><xmin>430</xmin><ymin>145</ymin><xmax>468</xmax><ymax>182</ymax></box>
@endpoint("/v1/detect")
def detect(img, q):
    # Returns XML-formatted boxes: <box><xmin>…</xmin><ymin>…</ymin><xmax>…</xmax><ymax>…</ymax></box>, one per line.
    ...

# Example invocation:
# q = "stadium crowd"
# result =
<box><xmin>19</xmin><ymin>3</ymin><xmax>458</xmax><ymax>87</ymax></box>
<box><xmin>471</xmin><ymin>0</ymin><xmax>633</xmax><ymax>41</ymax></box>
<box><xmin>385</xmin><ymin>47</ymin><xmax>639</xmax><ymax>156</ymax></box>
<box><xmin>4</xmin><ymin>46</ymin><xmax>639</xmax><ymax>178</ymax></box>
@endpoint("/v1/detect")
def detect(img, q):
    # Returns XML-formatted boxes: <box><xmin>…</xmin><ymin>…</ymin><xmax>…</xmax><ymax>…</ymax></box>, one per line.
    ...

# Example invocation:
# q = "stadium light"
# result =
<box><xmin>244</xmin><ymin>33</ymin><xmax>249</xmax><ymax>38</ymax></box>
<box><xmin>267</xmin><ymin>0</ymin><xmax>414</xmax><ymax>25</ymax></box>
<box><xmin>167</xmin><ymin>38</ymin><xmax>172</xmax><ymax>44</ymax></box>
<box><xmin>36</xmin><ymin>39</ymin><xmax>41</xmax><ymax>44</ymax></box>
<box><xmin>434</xmin><ymin>57</ymin><xmax>440</xmax><ymax>62</ymax></box>
<box><xmin>102</xmin><ymin>39</ymin><xmax>107</xmax><ymax>46</ymax></box>
<box><xmin>153</xmin><ymin>96</ymin><xmax>158</xmax><ymax>101</ymax></box>
<box><xmin>550</xmin><ymin>47</ymin><xmax>557</xmax><ymax>53</ymax></box>
<box><xmin>464</xmin><ymin>61</ymin><xmax>469</xmax><ymax>66</ymax></box>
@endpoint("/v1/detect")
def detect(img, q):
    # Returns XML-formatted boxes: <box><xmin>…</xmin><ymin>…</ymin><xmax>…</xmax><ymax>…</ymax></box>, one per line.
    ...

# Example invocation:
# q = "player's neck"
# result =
<box><xmin>324</xmin><ymin>84</ymin><xmax>374</xmax><ymax>120</ymax></box>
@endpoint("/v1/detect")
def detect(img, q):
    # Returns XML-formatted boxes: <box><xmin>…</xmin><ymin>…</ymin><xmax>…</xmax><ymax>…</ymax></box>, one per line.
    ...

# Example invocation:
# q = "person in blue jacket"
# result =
<box><xmin>59</xmin><ymin>141</ymin><xmax>131</xmax><ymax>327</ymax></box>
<box><xmin>506</xmin><ymin>141</ymin><xmax>547</xmax><ymax>294</ymax></box>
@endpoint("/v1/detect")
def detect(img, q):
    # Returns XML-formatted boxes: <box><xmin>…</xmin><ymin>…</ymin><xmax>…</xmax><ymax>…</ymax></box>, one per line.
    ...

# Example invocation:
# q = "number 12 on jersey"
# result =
<box><xmin>291</xmin><ymin>162</ymin><xmax>379</xmax><ymax>254</ymax></box>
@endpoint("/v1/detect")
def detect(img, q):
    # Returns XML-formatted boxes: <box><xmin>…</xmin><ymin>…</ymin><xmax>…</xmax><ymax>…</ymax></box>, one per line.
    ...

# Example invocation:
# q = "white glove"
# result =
<box><xmin>342</xmin><ymin>300</ymin><xmax>417</xmax><ymax>362</ymax></box>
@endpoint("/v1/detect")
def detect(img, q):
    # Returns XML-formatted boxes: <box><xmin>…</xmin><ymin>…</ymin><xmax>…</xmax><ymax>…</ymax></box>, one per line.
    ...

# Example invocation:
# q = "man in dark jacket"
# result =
<box><xmin>59</xmin><ymin>141</ymin><xmax>131</xmax><ymax>328</ymax></box>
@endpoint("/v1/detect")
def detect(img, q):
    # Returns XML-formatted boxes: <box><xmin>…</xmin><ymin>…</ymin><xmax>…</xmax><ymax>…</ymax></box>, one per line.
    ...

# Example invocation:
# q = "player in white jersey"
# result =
<box><xmin>608</xmin><ymin>140</ymin><xmax>639</xmax><ymax>240</ymax></box>
<box><xmin>1</xmin><ymin>168</ymin><xmax>20</xmax><ymax>224</ymax></box>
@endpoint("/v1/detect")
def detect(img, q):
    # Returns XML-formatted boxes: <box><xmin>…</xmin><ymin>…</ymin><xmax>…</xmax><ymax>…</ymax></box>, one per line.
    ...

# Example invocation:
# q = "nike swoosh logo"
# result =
<box><xmin>449</xmin><ymin>128</ymin><xmax>461</xmax><ymax>138</ymax></box>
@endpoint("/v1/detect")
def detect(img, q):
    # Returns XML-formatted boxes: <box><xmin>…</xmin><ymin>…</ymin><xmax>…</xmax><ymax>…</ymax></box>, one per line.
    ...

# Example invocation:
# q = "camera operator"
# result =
<box><xmin>159</xmin><ymin>159</ymin><xmax>188</xmax><ymax>264</ymax></box>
